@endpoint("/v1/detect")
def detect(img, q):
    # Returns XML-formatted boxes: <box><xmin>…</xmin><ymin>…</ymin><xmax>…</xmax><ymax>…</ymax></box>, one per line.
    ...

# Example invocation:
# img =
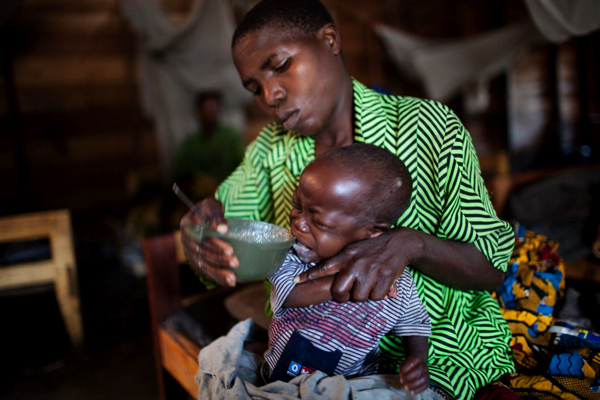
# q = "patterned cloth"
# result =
<box><xmin>266</xmin><ymin>250</ymin><xmax>431</xmax><ymax>377</ymax></box>
<box><xmin>215</xmin><ymin>79</ymin><xmax>514</xmax><ymax>399</ymax></box>
<box><xmin>492</xmin><ymin>225</ymin><xmax>600</xmax><ymax>399</ymax></box>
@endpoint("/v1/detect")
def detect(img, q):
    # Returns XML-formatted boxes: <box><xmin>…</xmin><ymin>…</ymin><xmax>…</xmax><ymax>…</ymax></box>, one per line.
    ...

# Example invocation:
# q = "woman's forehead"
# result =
<box><xmin>234</xmin><ymin>24</ymin><xmax>316</xmax><ymax>53</ymax></box>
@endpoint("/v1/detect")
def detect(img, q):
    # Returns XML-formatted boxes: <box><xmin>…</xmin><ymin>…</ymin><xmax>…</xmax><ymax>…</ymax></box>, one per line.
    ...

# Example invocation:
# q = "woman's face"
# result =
<box><xmin>232</xmin><ymin>25</ymin><xmax>346</xmax><ymax>137</ymax></box>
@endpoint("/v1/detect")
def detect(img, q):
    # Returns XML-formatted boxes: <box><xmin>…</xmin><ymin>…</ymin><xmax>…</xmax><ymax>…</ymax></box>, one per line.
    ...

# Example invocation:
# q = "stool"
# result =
<box><xmin>0</xmin><ymin>209</ymin><xmax>84</xmax><ymax>349</ymax></box>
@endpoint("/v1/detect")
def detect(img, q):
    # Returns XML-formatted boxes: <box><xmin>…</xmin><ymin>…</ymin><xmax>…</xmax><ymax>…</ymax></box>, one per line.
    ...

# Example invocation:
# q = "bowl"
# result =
<box><xmin>184</xmin><ymin>218</ymin><xmax>295</xmax><ymax>283</ymax></box>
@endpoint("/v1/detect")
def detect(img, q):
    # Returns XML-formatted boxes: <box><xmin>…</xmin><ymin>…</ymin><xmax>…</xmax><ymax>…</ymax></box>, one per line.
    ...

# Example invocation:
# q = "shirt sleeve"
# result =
<box><xmin>436</xmin><ymin>108</ymin><xmax>514</xmax><ymax>273</ymax></box>
<box><xmin>215</xmin><ymin>123</ymin><xmax>278</xmax><ymax>222</ymax></box>
<box><xmin>269</xmin><ymin>250</ymin><xmax>308</xmax><ymax>317</ymax></box>
<box><xmin>392</xmin><ymin>268</ymin><xmax>432</xmax><ymax>337</ymax></box>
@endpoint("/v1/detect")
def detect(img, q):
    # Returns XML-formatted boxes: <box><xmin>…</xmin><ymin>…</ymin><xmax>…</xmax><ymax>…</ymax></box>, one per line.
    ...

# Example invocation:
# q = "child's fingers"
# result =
<box><xmin>399</xmin><ymin>367</ymin><xmax>429</xmax><ymax>395</ymax></box>
<box><xmin>403</xmin><ymin>375</ymin><xmax>429</xmax><ymax>394</ymax></box>
<box><xmin>399</xmin><ymin>357</ymin><xmax>429</xmax><ymax>394</ymax></box>
<box><xmin>399</xmin><ymin>365</ymin><xmax>424</xmax><ymax>385</ymax></box>
<box><xmin>398</xmin><ymin>356</ymin><xmax>422</xmax><ymax>375</ymax></box>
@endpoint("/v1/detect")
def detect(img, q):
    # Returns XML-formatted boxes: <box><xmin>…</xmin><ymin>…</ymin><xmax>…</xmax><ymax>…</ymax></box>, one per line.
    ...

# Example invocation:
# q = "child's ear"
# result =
<box><xmin>367</xmin><ymin>222</ymin><xmax>391</xmax><ymax>238</ymax></box>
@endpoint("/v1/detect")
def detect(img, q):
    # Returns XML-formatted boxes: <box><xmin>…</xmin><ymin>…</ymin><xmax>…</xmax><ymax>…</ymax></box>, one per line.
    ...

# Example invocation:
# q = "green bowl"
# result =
<box><xmin>184</xmin><ymin>218</ymin><xmax>295</xmax><ymax>283</ymax></box>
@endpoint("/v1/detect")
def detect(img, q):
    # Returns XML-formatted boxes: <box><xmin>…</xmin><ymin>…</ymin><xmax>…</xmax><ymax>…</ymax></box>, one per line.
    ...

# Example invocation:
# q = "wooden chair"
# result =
<box><xmin>143</xmin><ymin>231</ymin><xmax>270</xmax><ymax>400</ymax></box>
<box><xmin>143</xmin><ymin>231</ymin><xmax>201</xmax><ymax>399</ymax></box>
<box><xmin>0</xmin><ymin>209</ymin><xmax>84</xmax><ymax>349</ymax></box>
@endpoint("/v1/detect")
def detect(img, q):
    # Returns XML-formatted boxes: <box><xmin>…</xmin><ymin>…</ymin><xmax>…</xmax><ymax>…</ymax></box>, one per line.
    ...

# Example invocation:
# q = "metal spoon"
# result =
<box><xmin>172</xmin><ymin>183</ymin><xmax>210</xmax><ymax>225</ymax></box>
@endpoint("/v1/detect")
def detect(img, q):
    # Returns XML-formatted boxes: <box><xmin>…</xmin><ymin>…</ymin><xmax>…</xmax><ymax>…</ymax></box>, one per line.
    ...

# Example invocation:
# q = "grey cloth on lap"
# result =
<box><xmin>196</xmin><ymin>319</ymin><xmax>442</xmax><ymax>400</ymax></box>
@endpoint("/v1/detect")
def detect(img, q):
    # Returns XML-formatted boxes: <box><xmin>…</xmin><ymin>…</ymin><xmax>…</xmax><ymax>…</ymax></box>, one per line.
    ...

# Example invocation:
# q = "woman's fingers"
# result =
<box><xmin>293</xmin><ymin>233</ymin><xmax>407</xmax><ymax>302</ymax></box>
<box><xmin>382</xmin><ymin>282</ymin><xmax>398</xmax><ymax>299</ymax></box>
<box><xmin>331</xmin><ymin>273</ymin><xmax>356</xmax><ymax>303</ymax></box>
<box><xmin>335</xmin><ymin>237</ymin><xmax>404</xmax><ymax>302</ymax></box>
<box><xmin>179</xmin><ymin>197</ymin><xmax>239</xmax><ymax>287</ymax></box>
<box><xmin>199</xmin><ymin>238</ymin><xmax>238</xmax><ymax>268</ymax></box>
<box><xmin>293</xmin><ymin>258</ymin><xmax>342</xmax><ymax>283</ymax></box>
<box><xmin>200</xmin><ymin>261</ymin><xmax>237</xmax><ymax>287</ymax></box>
<box><xmin>200</xmin><ymin>197</ymin><xmax>228</xmax><ymax>233</ymax></box>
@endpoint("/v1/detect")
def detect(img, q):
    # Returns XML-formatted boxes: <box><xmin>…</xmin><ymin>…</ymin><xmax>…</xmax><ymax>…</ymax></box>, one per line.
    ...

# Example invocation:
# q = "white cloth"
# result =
<box><xmin>120</xmin><ymin>0</ymin><xmax>251</xmax><ymax>180</ymax></box>
<box><xmin>196</xmin><ymin>319</ymin><xmax>443</xmax><ymax>400</ymax></box>
<box><xmin>375</xmin><ymin>22</ymin><xmax>544</xmax><ymax>102</ymax></box>
<box><xmin>525</xmin><ymin>0</ymin><xmax>600</xmax><ymax>43</ymax></box>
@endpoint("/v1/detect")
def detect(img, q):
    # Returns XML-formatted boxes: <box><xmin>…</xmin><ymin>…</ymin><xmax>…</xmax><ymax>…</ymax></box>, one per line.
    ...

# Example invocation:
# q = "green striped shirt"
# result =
<box><xmin>216</xmin><ymin>79</ymin><xmax>514</xmax><ymax>399</ymax></box>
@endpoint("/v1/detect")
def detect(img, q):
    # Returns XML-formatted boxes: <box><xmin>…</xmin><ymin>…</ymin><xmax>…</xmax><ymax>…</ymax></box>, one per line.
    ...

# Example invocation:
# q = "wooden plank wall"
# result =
<box><xmin>0</xmin><ymin>0</ymin><xmax>158</xmax><ymax>214</ymax></box>
<box><xmin>0</xmin><ymin>0</ymin><xmax>596</xmax><ymax>216</ymax></box>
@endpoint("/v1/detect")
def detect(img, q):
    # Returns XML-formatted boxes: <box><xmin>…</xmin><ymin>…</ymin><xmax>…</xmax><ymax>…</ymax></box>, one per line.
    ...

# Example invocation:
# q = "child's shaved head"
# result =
<box><xmin>310</xmin><ymin>143</ymin><xmax>412</xmax><ymax>226</ymax></box>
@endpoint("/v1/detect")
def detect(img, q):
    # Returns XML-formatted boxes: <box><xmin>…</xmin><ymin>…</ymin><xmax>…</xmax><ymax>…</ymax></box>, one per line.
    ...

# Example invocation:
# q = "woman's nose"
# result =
<box><xmin>264</xmin><ymin>85</ymin><xmax>285</xmax><ymax>108</ymax></box>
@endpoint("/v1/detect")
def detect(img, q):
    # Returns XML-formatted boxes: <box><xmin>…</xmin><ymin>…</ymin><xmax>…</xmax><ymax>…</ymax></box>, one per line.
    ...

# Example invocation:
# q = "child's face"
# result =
<box><xmin>290</xmin><ymin>163</ymin><xmax>382</xmax><ymax>263</ymax></box>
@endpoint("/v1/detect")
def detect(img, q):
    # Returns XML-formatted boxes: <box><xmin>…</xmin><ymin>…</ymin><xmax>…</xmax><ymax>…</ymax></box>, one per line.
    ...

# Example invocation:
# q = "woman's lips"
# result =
<box><xmin>280</xmin><ymin>110</ymin><xmax>299</xmax><ymax>130</ymax></box>
<box><xmin>293</xmin><ymin>241</ymin><xmax>314</xmax><ymax>263</ymax></box>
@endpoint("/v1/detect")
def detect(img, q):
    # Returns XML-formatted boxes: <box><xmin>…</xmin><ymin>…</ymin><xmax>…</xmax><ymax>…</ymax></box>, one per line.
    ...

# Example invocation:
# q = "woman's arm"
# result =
<box><xmin>295</xmin><ymin>108</ymin><xmax>511</xmax><ymax>302</ymax></box>
<box><xmin>294</xmin><ymin>227</ymin><xmax>504</xmax><ymax>302</ymax></box>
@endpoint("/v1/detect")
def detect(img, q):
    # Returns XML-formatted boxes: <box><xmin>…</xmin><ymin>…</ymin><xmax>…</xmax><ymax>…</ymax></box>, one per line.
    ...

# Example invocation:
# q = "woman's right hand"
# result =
<box><xmin>179</xmin><ymin>197</ymin><xmax>239</xmax><ymax>287</ymax></box>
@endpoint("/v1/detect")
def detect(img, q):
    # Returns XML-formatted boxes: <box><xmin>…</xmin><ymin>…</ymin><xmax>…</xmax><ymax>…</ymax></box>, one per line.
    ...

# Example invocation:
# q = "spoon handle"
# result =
<box><xmin>172</xmin><ymin>183</ymin><xmax>210</xmax><ymax>225</ymax></box>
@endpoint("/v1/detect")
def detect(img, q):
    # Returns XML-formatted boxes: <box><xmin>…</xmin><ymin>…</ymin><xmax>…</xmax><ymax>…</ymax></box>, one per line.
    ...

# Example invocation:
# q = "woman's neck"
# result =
<box><xmin>313</xmin><ymin>75</ymin><xmax>354</xmax><ymax>157</ymax></box>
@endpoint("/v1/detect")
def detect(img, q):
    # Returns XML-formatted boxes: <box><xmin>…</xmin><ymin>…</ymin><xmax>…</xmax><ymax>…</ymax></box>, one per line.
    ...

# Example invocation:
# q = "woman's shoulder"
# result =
<box><xmin>387</xmin><ymin>93</ymin><xmax>451</xmax><ymax>121</ymax></box>
<box><xmin>244</xmin><ymin>121</ymin><xmax>295</xmax><ymax>166</ymax></box>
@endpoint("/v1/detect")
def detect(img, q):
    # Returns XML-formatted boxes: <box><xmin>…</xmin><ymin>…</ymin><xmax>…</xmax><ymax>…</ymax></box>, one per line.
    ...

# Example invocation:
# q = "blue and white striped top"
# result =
<box><xmin>266</xmin><ymin>250</ymin><xmax>432</xmax><ymax>377</ymax></box>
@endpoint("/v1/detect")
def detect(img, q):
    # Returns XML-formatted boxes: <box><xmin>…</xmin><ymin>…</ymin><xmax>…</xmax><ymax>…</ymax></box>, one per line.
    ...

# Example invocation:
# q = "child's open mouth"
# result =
<box><xmin>292</xmin><ymin>241</ymin><xmax>314</xmax><ymax>263</ymax></box>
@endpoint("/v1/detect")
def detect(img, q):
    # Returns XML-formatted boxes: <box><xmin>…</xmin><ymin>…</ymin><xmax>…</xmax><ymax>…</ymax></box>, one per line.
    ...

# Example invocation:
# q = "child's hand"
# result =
<box><xmin>384</xmin><ymin>283</ymin><xmax>397</xmax><ymax>299</ymax></box>
<box><xmin>398</xmin><ymin>355</ymin><xmax>429</xmax><ymax>395</ymax></box>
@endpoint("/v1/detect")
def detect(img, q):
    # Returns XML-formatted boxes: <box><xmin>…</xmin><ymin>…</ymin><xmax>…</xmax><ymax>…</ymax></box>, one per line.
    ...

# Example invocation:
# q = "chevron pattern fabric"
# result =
<box><xmin>216</xmin><ymin>79</ymin><xmax>515</xmax><ymax>399</ymax></box>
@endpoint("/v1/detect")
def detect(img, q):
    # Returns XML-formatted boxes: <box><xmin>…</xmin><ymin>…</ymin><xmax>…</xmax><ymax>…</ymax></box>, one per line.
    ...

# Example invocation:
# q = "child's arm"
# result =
<box><xmin>398</xmin><ymin>336</ymin><xmax>429</xmax><ymax>395</ymax></box>
<box><xmin>283</xmin><ymin>275</ymin><xmax>335</xmax><ymax>308</ymax></box>
<box><xmin>284</xmin><ymin>276</ymin><xmax>397</xmax><ymax>308</ymax></box>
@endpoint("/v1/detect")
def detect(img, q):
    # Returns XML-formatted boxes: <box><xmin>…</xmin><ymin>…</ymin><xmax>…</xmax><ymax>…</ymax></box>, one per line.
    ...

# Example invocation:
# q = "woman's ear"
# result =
<box><xmin>320</xmin><ymin>23</ymin><xmax>341</xmax><ymax>54</ymax></box>
<box><xmin>367</xmin><ymin>222</ymin><xmax>391</xmax><ymax>238</ymax></box>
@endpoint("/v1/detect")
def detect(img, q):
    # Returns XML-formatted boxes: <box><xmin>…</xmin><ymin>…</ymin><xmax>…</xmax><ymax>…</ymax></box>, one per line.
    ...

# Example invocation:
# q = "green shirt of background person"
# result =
<box><xmin>171</xmin><ymin>92</ymin><xmax>244</xmax><ymax>199</ymax></box>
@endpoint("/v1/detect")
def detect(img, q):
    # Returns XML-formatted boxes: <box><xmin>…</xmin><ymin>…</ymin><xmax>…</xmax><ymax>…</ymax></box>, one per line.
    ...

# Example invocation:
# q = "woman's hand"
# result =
<box><xmin>294</xmin><ymin>229</ymin><xmax>418</xmax><ymax>302</ymax></box>
<box><xmin>294</xmin><ymin>226</ymin><xmax>504</xmax><ymax>302</ymax></box>
<box><xmin>179</xmin><ymin>197</ymin><xmax>239</xmax><ymax>287</ymax></box>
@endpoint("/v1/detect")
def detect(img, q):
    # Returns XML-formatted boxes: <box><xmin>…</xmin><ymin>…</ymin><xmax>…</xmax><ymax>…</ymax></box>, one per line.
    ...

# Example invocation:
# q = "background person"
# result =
<box><xmin>171</xmin><ymin>91</ymin><xmax>244</xmax><ymax>200</ymax></box>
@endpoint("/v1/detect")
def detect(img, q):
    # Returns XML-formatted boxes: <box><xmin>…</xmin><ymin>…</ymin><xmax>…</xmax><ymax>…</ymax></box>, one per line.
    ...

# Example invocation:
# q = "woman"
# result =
<box><xmin>180</xmin><ymin>1</ymin><xmax>515</xmax><ymax>398</ymax></box>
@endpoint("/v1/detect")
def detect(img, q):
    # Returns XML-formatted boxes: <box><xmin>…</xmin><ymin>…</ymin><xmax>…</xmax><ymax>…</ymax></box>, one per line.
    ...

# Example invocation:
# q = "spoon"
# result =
<box><xmin>172</xmin><ymin>183</ymin><xmax>210</xmax><ymax>225</ymax></box>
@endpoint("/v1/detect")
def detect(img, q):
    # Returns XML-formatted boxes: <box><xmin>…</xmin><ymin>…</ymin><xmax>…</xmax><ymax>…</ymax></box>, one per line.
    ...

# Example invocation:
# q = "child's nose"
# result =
<box><xmin>293</xmin><ymin>214</ymin><xmax>309</xmax><ymax>233</ymax></box>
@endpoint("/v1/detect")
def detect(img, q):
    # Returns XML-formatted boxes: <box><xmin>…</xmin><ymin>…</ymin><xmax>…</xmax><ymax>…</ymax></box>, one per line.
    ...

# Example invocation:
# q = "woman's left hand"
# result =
<box><xmin>294</xmin><ymin>228</ymin><xmax>418</xmax><ymax>302</ymax></box>
<box><xmin>294</xmin><ymin>225</ymin><xmax>504</xmax><ymax>301</ymax></box>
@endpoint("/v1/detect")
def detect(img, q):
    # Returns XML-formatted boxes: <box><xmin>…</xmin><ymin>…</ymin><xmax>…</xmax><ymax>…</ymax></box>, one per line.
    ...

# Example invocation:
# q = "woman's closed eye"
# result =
<box><xmin>250</xmin><ymin>86</ymin><xmax>261</xmax><ymax>96</ymax></box>
<box><xmin>274</xmin><ymin>58</ymin><xmax>290</xmax><ymax>73</ymax></box>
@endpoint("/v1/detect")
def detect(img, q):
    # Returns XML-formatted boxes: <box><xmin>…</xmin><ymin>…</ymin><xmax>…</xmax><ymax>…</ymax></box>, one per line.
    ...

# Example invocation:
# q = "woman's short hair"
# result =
<box><xmin>232</xmin><ymin>0</ymin><xmax>334</xmax><ymax>48</ymax></box>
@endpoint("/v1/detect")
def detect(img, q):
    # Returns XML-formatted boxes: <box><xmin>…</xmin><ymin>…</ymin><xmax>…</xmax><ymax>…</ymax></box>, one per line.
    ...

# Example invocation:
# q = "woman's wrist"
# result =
<box><xmin>390</xmin><ymin>226</ymin><xmax>425</xmax><ymax>268</ymax></box>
